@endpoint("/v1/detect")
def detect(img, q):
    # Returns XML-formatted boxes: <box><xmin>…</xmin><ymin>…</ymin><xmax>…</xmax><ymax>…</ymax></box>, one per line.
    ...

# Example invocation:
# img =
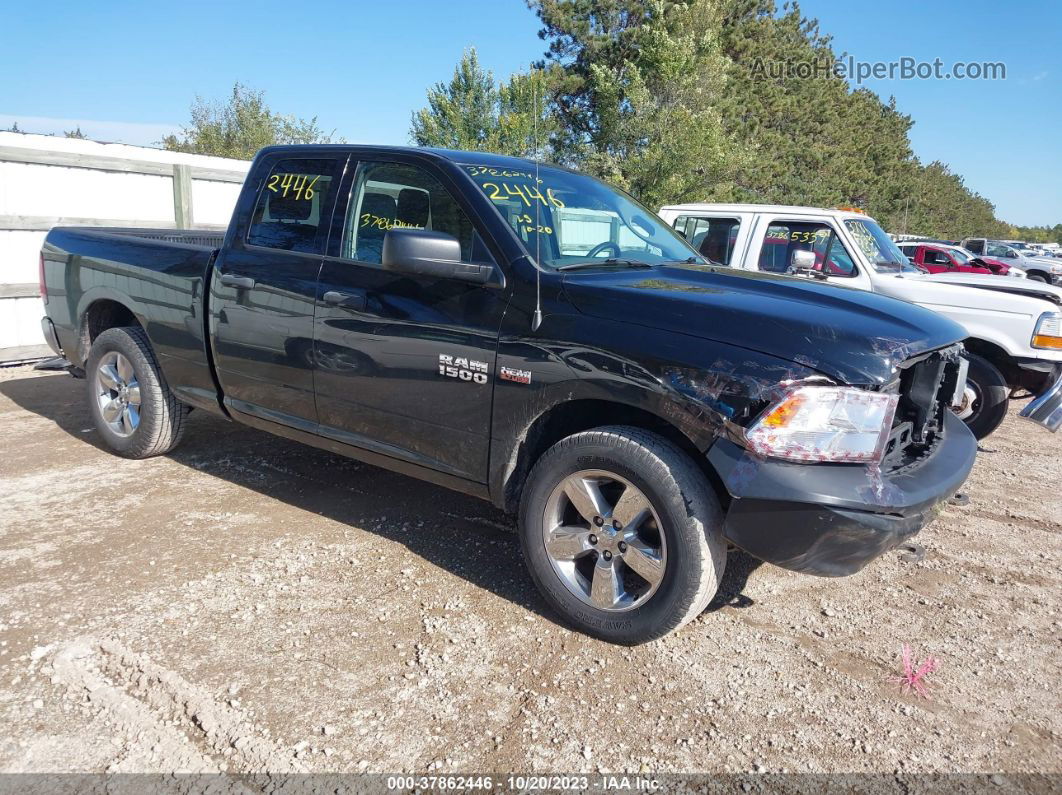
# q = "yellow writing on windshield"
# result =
<box><xmin>480</xmin><ymin>181</ymin><xmax>565</xmax><ymax>209</ymax></box>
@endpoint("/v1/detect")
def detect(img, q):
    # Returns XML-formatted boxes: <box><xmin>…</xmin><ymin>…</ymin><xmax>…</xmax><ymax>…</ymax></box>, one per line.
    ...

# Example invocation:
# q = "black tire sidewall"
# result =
<box><xmin>519</xmin><ymin>428</ymin><xmax>724</xmax><ymax>644</ymax></box>
<box><xmin>961</xmin><ymin>353</ymin><xmax>1009</xmax><ymax>440</ymax></box>
<box><xmin>86</xmin><ymin>327</ymin><xmax>166</xmax><ymax>457</ymax></box>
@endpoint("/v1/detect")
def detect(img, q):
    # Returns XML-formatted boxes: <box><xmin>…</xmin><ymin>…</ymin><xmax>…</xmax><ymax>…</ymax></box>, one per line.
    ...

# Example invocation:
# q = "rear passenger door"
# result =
<box><xmin>210</xmin><ymin>153</ymin><xmax>346</xmax><ymax>427</ymax></box>
<box><xmin>312</xmin><ymin>155</ymin><xmax>507</xmax><ymax>482</ymax></box>
<box><xmin>671</xmin><ymin>214</ymin><xmax>747</xmax><ymax>266</ymax></box>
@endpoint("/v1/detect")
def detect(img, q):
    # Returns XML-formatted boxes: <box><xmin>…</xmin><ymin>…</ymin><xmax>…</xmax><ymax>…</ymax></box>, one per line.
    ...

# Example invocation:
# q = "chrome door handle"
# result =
<box><xmin>219</xmin><ymin>273</ymin><xmax>256</xmax><ymax>289</ymax></box>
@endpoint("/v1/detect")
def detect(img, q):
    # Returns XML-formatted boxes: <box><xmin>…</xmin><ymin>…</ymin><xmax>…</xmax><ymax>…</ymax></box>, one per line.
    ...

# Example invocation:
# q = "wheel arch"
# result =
<box><xmin>491</xmin><ymin>397</ymin><xmax>727</xmax><ymax>515</ymax></box>
<box><xmin>963</xmin><ymin>337</ymin><xmax>1019</xmax><ymax>388</ymax></box>
<box><xmin>75</xmin><ymin>290</ymin><xmax>148</xmax><ymax>365</ymax></box>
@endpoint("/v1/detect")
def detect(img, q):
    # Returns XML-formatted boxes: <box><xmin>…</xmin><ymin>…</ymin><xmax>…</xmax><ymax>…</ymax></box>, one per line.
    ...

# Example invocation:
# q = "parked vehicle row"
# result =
<box><xmin>40</xmin><ymin>145</ymin><xmax>994</xmax><ymax>644</ymax></box>
<box><xmin>896</xmin><ymin>241</ymin><xmax>1026</xmax><ymax>278</ymax></box>
<box><xmin>659</xmin><ymin>204</ymin><xmax>1062</xmax><ymax>440</ymax></box>
<box><xmin>961</xmin><ymin>238</ymin><xmax>1062</xmax><ymax>284</ymax></box>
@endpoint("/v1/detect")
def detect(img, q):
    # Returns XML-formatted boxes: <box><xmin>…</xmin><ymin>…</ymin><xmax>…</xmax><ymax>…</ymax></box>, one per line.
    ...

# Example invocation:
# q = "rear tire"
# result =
<box><xmin>518</xmin><ymin>425</ymin><xmax>726</xmax><ymax>645</ymax></box>
<box><xmin>956</xmin><ymin>353</ymin><xmax>1008</xmax><ymax>440</ymax></box>
<box><xmin>86</xmin><ymin>326</ymin><xmax>187</xmax><ymax>458</ymax></box>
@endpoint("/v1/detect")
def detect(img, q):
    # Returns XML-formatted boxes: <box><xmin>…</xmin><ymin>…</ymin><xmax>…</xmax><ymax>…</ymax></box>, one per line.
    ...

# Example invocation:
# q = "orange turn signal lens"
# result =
<box><xmin>760</xmin><ymin>393</ymin><xmax>807</xmax><ymax>428</ymax></box>
<box><xmin>1032</xmin><ymin>334</ymin><xmax>1062</xmax><ymax>350</ymax></box>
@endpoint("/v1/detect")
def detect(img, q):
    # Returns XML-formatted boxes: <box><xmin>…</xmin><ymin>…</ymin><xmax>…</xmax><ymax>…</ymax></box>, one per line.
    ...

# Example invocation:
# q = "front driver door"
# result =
<box><xmin>210</xmin><ymin>153</ymin><xmax>346</xmax><ymax>427</ymax></box>
<box><xmin>312</xmin><ymin>156</ymin><xmax>508</xmax><ymax>481</ymax></box>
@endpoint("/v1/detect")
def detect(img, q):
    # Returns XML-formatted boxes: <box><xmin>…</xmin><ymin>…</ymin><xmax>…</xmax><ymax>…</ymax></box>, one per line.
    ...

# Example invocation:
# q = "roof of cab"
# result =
<box><xmin>255</xmin><ymin>144</ymin><xmax>571</xmax><ymax>172</ymax></box>
<box><xmin>659</xmin><ymin>202</ymin><xmax>876</xmax><ymax>222</ymax></box>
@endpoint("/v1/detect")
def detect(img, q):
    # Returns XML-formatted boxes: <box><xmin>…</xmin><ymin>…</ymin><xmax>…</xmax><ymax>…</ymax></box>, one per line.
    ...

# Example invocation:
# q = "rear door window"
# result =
<box><xmin>247</xmin><ymin>158</ymin><xmax>340</xmax><ymax>254</ymax></box>
<box><xmin>673</xmin><ymin>216</ymin><xmax>741</xmax><ymax>265</ymax></box>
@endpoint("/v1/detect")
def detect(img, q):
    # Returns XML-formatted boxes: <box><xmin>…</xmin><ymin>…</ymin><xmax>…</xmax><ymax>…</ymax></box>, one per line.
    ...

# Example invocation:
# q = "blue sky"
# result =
<box><xmin>1</xmin><ymin>0</ymin><xmax>1058</xmax><ymax>225</ymax></box>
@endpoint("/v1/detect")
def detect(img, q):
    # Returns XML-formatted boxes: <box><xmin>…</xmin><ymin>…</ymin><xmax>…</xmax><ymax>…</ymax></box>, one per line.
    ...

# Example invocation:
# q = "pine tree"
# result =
<box><xmin>531</xmin><ymin>0</ymin><xmax>742</xmax><ymax>208</ymax></box>
<box><xmin>410</xmin><ymin>48</ymin><xmax>500</xmax><ymax>150</ymax></box>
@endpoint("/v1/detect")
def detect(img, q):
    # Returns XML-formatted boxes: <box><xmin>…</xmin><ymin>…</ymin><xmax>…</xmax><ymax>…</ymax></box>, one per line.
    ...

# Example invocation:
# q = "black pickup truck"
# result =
<box><xmin>39</xmin><ymin>145</ymin><xmax>977</xmax><ymax>644</ymax></box>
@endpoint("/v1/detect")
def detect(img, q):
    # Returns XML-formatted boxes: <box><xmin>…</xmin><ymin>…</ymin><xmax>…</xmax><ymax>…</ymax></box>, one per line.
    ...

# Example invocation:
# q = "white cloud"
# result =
<box><xmin>0</xmin><ymin>114</ymin><xmax>178</xmax><ymax>146</ymax></box>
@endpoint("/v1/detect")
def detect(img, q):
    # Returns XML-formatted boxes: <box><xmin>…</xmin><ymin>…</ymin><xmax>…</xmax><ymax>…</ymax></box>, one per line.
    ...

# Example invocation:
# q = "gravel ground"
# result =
<box><xmin>0</xmin><ymin>363</ymin><xmax>1059</xmax><ymax>777</ymax></box>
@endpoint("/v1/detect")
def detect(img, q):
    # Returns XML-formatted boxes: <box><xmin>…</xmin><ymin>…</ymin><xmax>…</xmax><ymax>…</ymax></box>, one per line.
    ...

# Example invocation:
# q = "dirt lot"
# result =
<box><xmin>0</xmin><ymin>363</ymin><xmax>1059</xmax><ymax>777</ymax></box>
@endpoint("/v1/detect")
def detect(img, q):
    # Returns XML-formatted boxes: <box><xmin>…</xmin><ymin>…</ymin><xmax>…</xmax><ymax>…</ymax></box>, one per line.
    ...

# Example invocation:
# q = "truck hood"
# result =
<box><xmin>925</xmin><ymin>272</ymin><xmax>1062</xmax><ymax>305</ymax></box>
<box><xmin>561</xmin><ymin>264</ymin><xmax>965</xmax><ymax>385</ymax></box>
<box><xmin>887</xmin><ymin>271</ymin><xmax>1060</xmax><ymax>313</ymax></box>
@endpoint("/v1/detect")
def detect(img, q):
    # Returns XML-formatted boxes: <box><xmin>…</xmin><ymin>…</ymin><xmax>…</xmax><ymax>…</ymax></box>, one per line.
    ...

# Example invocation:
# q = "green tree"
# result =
<box><xmin>490</xmin><ymin>66</ymin><xmax>562</xmax><ymax>158</ymax></box>
<box><xmin>64</xmin><ymin>126</ymin><xmax>86</xmax><ymax>139</ymax></box>
<box><xmin>410</xmin><ymin>48</ymin><xmax>557</xmax><ymax>157</ymax></box>
<box><xmin>532</xmin><ymin>0</ymin><xmax>742</xmax><ymax>208</ymax></box>
<box><xmin>162</xmin><ymin>83</ymin><xmax>337</xmax><ymax>160</ymax></box>
<box><xmin>410</xmin><ymin>48</ymin><xmax>500</xmax><ymax>150</ymax></box>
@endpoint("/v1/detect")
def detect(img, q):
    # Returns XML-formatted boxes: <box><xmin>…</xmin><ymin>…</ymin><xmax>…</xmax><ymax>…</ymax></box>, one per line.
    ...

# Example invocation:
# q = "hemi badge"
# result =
<box><xmin>500</xmin><ymin>366</ymin><xmax>532</xmax><ymax>385</ymax></box>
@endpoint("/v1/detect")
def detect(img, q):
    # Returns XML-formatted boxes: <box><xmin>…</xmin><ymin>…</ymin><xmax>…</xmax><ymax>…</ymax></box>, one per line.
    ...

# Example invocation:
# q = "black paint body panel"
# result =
<box><xmin>708</xmin><ymin>411</ymin><xmax>977</xmax><ymax>575</ymax></box>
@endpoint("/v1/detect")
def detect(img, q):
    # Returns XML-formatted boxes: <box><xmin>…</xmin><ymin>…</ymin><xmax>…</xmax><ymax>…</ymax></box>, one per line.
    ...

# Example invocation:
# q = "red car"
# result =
<box><xmin>898</xmin><ymin>243</ymin><xmax>993</xmax><ymax>275</ymax></box>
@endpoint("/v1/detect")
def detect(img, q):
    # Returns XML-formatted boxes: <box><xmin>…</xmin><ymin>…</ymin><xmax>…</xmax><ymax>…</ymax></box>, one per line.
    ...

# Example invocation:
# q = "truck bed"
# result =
<box><xmin>42</xmin><ymin>226</ymin><xmax>223</xmax><ymax>413</ymax></box>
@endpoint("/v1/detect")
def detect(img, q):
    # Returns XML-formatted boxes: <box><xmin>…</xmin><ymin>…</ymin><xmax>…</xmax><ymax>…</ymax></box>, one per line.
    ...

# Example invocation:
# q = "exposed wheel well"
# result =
<box><xmin>78</xmin><ymin>300</ymin><xmax>139</xmax><ymax>361</ymax></box>
<box><xmin>499</xmin><ymin>399</ymin><xmax>727</xmax><ymax>514</ymax></box>
<box><xmin>963</xmin><ymin>337</ymin><xmax>1018</xmax><ymax>388</ymax></box>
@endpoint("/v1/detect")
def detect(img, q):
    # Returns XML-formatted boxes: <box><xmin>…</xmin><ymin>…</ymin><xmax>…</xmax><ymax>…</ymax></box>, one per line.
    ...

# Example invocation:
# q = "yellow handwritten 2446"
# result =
<box><xmin>267</xmin><ymin>173</ymin><xmax>321</xmax><ymax>200</ymax></box>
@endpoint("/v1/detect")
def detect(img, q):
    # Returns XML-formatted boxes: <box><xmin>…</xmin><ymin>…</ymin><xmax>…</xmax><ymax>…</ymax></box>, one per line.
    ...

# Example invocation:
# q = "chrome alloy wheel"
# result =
<box><xmin>95</xmin><ymin>351</ymin><xmax>141</xmax><ymax>437</ymax></box>
<box><xmin>542</xmin><ymin>470</ymin><xmax>667</xmax><ymax>612</ymax></box>
<box><xmin>953</xmin><ymin>383</ymin><xmax>980</xmax><ymax>421</ymax></box>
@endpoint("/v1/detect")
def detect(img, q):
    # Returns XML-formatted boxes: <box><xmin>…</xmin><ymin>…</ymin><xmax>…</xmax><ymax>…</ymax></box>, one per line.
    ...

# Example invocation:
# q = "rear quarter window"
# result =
<box><xmin>246</xmin><ymin>158</ymin><xmax>339</xmax><ymax>254</ymax></box>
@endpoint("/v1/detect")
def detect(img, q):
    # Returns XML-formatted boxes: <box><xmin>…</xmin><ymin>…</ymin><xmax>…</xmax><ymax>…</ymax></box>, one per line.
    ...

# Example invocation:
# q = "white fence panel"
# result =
<box><xmin>0</xmin><ymin>132</ymin><xmax>249</xmax><ymax>361</ymax></box>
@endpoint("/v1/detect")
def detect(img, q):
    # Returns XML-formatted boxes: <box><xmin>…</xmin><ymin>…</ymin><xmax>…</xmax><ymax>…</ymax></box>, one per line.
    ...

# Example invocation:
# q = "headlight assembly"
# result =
<box><xmin>745</xmin><ymin>386</ymin><xmax>899</xmax><ymax>464</ymax></box>
<box><xmin>1032</xmin><ymin>312</ymin><xmax>1062</xmax><ymax>350</ymax></box>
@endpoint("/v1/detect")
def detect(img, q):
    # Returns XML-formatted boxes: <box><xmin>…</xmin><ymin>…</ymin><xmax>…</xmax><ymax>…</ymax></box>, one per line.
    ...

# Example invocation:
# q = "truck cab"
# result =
<box><xmin>660</xmin><ymin>204</ymin><xmax>1062</xmax><ymax>439</ymax></box>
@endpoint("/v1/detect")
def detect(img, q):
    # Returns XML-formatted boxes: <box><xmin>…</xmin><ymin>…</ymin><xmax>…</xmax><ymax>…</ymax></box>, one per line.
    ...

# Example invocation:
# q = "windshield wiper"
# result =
<box><xmin>660</xmin><ymin>257</ymin><xmax>710</xmax><ymax>266</ymax></box>
<box><xmin>557</xmin><ymin>259</ymin><xmax>654</xmax><ymax>271</ymax></box>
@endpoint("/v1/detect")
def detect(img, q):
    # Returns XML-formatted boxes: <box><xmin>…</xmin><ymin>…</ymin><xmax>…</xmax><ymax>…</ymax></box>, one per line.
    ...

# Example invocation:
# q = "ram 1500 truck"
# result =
<box><xmin>661</xmin><ymin>204</ymin><xmax>1062</xmax><ymax>440</ymax></box>
<box><xmin>39</xmin><ymin>146</ymin><xmax>977</xmax><ymax>644</ymax></box>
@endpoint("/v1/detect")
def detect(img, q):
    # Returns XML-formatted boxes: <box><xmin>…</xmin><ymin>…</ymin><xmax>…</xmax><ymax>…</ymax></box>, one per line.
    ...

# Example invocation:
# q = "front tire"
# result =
<box><xmin>519</xmin><ymin>426</ymin><xmax>726</xmax><ymax>645</ymax></box>
<box><xmin>86</xmin><ymin>326</ymin><xmax>187</xmax><ymax>458</ymax></box>
<box><xmin>955</xmin><ymin>353</ymin><xmax>1008</xmax><ymax>440</ymax></box>
<box><xmin>1027</xmin><ymin>273</ymin><xmax>1047</xmax><ymax>283</ymax></box>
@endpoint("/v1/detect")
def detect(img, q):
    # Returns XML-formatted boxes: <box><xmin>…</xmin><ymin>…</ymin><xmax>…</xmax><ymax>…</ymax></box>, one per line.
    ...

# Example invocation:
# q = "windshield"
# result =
<box><xmin>948</xmin><ymin>247</ymin><xmax>972</xmax><ymax>264</ymax></box>
<box><xmin>844</xmin><ymin>219</ymin><xmax>922</xmax><ymax>273</ymax></box>
<box><xmin>462</xmin><ymin>163</ymin><xmax>704</xmax><ymax>269</ymax></box>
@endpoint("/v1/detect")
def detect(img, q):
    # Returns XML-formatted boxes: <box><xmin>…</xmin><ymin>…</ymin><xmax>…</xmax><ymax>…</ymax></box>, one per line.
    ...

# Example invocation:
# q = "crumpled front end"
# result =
<box><xmin>708</xmin><ymin>346</ymin><xmax>977</xmax><ymax>576</ymax></box>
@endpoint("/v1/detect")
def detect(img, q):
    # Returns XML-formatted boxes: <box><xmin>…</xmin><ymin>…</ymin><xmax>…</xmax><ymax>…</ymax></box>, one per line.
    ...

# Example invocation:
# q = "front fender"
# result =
<box><xmin>487</xmin><ymin>311</ymin><xmax>823</xmax><ymax>508</ymax></box>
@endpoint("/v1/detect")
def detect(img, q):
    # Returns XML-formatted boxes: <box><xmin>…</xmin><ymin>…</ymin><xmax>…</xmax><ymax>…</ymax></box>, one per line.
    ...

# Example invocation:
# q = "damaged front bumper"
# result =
<box><xmin>707</xmin><ymin>411</ymin><xmax>977</xmax><ymax>577</ymax></box>
<box><xmin>1018</xmin><ymin>361</ymin><xmax>1062</xmax><ymax>432</ymax></box>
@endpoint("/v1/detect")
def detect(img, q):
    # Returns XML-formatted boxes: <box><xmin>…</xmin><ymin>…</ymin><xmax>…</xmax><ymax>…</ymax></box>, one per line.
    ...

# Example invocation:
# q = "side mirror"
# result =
<box><xmin>382</xmin><ymin>228</ymin><xmax>493</xmax><ymax>284</ymax></box>
<box><xmin>906</xmin><ymin>256</ymin><xmax>916</xmax><ymax>263</ymax></box>
<box><xmin>790</xmin><ymin>249</ymin><xmax>817</xmax><ymax>269</ymax></box>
